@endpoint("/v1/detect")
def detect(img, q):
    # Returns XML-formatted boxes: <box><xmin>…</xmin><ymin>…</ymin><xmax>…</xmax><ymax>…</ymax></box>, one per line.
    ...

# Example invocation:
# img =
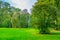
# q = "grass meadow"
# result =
<box><xmin>0</xmin><ymin>28</ymin><xmax>59</xmax><ymax>40</ymax></box>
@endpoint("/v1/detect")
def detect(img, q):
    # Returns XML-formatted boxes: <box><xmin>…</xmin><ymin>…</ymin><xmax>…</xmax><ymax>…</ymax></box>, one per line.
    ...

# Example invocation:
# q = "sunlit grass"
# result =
<box><xmin>0</xmin><ymin>28</ymin><xmax>60</xmax><ymax>40</ymax></box>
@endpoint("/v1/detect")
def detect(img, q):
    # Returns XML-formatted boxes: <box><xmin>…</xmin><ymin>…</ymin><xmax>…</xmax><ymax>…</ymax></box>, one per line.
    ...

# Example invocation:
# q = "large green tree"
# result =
<box><xmin>0</xmin><ymin>1</ymin><xmax>21</xmax><ymax>28</ymax></box>
<box><xmin>31</xmin><ymin>0</ymin><xmax>60</xmax><ymax>34</ymax></box>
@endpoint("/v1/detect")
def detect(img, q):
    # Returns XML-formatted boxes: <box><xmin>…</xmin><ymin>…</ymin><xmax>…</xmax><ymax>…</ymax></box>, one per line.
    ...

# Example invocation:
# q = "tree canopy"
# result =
<box><xmin>31</xmin><ymin>0</ymin><xmax>60</xmax><ymax>34</ymax></box>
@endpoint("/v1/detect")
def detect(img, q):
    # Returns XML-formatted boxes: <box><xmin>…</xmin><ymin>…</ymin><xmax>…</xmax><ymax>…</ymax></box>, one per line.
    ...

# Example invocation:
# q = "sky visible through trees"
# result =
<box><xmin>0</xmin><ymin>0</ymin><xmax>60</xmax><ymax>34</ymax></box>
<box><xmin>2</xmin><ymin>0</ymin><xmax>37</xmax><ymax>13</ymax></box>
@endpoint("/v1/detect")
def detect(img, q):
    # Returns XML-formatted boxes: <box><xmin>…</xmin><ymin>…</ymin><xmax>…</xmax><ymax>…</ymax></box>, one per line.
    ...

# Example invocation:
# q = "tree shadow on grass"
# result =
<box><xmin>49</xmin><ymin>32</ymin><xmax>60</xmax><ymax>35</ymax></box>
<box><xmin>40</xmin><ymin>32</ymin><xmax>60</xmax><ymax>35</ymax></box>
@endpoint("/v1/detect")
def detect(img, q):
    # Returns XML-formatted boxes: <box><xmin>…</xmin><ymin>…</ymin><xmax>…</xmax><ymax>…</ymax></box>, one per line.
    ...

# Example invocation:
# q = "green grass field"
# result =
<box><xmin>0</xmin><ymin>28</ymin><xmax>60</xmax><ymax>40</ymax></box>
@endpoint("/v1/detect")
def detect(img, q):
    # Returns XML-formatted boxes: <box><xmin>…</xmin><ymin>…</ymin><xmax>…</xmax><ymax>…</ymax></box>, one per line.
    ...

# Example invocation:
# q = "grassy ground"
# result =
<box><xmin>0</xmin><ymin>28</ymin><xmax>60</xmax><ymax>40</ymax></box>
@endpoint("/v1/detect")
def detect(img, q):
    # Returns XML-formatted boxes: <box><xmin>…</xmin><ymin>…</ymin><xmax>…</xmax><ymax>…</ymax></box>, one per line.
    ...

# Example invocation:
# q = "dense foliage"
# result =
<box><xmin>31</xmin><ymin>0</ymin><xmax>60</xmax><ymax>34</ymax></box>
<box><xmin>0</xmin><ymin>1</ymin><xmax>29</xmax><ymax>28</ymax></box>
<box><xmin>1</xmin><ymin>0</ymin><xmax>60</xmax><ymax>34</ymax></box>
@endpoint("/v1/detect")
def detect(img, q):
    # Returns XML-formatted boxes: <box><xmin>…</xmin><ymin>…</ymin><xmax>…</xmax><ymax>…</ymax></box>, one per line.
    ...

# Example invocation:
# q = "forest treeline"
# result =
<box><xmin>0</xmin><ymin>1</ymin><xmax>29</xmax><ymax>28</ymax></box>
<box><xmin>0</xmin><ymin>0</ymin><xmax>60</xmax><ymax>34</ymax></box>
